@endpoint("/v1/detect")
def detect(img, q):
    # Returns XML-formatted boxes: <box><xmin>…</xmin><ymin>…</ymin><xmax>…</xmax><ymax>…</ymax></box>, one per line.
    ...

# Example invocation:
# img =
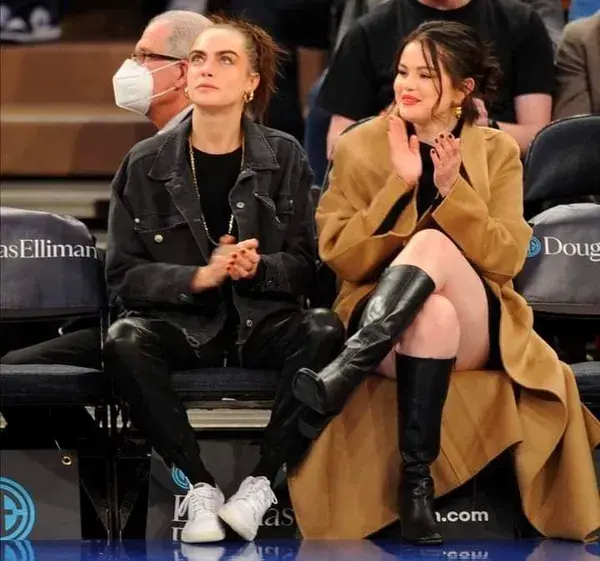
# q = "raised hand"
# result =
<box><xmin>387</xmin><ymin>114</ymin><xmax>422</xmax><ymax>188</ymax></box>
<box><xmin>431</xmin><ymin>132</ymin><xmax>462</xmax><ymax>196</ymax></box>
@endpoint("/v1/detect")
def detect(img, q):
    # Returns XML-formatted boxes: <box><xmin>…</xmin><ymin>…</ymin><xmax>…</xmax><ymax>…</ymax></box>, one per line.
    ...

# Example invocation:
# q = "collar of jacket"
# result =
<box><xmin>147</xmin><ymin>113</ymin><xmax>280</xmax><ymax>183</ymax></box>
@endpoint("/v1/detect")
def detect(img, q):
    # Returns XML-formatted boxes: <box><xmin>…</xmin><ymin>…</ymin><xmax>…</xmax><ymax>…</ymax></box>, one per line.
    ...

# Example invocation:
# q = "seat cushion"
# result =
<box><xmin>572</xmin><ymin>362</ymin><xmax>600</xmax><ymax>419</ymax></box>
<box><xmin>172</xmin><ymin>367</ymin><xmax>279</xmax><ymax>403</ymax></box>
<box><xmin>0</xmin><ymin>364</ymin><xmax>106</xmax><ymax>406</ymax></box>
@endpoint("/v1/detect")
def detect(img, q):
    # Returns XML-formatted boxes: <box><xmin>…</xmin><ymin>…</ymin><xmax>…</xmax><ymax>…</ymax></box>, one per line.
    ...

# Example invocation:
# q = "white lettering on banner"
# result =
<box><xmin>261</xmin><ymin>506</ymin><xmax>295</xmax><ymax>527</ymax></box>
<box><xmin>542</xmin><ymin>237</ymin><xmax>600</xmax><ymax>262</ymax></box>
<box><xmin>0</xmin><ymin>239</ymin><xmax>98</xmax><ymax>260</ymax></box>
<box><xmin>443</xmin><ymin>551</ymin><xmax>489</xmax><ymax>560</ymax></box>
<box><xmin>436</xmin><ymin>510</ymin><xmax>490</xmax><ymax>523</ymax></box>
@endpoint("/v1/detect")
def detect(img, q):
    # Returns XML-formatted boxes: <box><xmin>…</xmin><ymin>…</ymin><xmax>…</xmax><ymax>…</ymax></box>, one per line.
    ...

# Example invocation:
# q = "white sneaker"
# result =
<box><xmin>180</xmin><ymin>543</ymin><xmax>225</xmax><ymax>561</ymax></box>
<box><xmin>179</xmin><ymin>483</ymin><xmax>226</xmax><ymax>543</ymax></box>
<box><xmin>218</xmin><ymin>476</ymin><xmax>277</xmax><ymax>541</ymax></box>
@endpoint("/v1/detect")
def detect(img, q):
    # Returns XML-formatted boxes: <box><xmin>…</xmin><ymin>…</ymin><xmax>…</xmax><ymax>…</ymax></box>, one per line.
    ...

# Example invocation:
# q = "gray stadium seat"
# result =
<box><xmin>516</xmin><ymin>115</ymin><xmax>600</xmax><ymax>417</ymax></box>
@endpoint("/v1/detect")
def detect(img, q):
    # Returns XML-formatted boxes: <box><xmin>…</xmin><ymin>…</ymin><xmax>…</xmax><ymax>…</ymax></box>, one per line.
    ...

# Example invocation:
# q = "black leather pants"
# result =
<box><xmin>103</xmin><ymin>308</ymin><xmax>345</xmax><ymax>485</ymax></box>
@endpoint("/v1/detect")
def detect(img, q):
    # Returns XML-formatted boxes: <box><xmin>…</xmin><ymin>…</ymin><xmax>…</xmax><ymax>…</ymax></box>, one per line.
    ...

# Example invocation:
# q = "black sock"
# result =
<box><xmin>251</xmin><ymin>454</ymin><xmax>281</xmax><ymax>483</ymax></box>
<box><xmin>174</xmin><ymin>452</ymin><xmax>216</xmax><ymax>487</ymax></box>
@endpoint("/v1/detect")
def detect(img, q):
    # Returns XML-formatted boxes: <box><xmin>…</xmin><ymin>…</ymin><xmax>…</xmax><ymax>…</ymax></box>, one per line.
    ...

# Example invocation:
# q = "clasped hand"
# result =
<box><xmin>387</xmin><ymin>114</ymin><xmax>462</xmax><ymax>196</ymax></box>
<box><xmin>212</xmin><ymin>234</ymin><xmax>261</xmax><ymax>282</ymax></box>
<box><xmin>192</xmin><ymin>235</ymin><xmax>261</xmax><ymax>291</ymax></box>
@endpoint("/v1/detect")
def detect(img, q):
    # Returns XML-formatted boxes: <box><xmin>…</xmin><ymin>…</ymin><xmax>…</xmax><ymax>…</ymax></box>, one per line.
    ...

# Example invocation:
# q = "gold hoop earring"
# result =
<box><xmin>243</xmin><ymin>90</ymin><xmax>254</xmax><ymax>103</ymax></box>
<box><xmin>452</xmin><ymin>105</ymin><xmax>463</xmax><ymax>119</ymax></box>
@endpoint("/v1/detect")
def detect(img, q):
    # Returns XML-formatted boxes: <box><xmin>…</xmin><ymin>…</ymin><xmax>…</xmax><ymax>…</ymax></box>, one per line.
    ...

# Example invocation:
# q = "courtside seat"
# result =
<box><xmin>516</xmin><ymin>115</ymin><xmax>600</xmax><ymax>417</ymax></box>
<box><xmin>173</xmin><ymin>367</ymin><xmax>278</xmax><ymax>405</ymax></box>
<box><xmin>572</xmin><ymin>362</ymin><xmax>600</xmax><ymax>419</ymax></box>
<box><xmin>0</xmin><ymin>364</ymin><xmax>106</xmax><ymax>407</ymax></box>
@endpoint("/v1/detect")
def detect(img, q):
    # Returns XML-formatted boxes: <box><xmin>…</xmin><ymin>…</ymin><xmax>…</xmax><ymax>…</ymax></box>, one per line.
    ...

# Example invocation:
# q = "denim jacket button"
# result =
<box><xmin>154</xmin><ymin>233</ymin><xmax>164</xmax><ymax>243</ymax></box>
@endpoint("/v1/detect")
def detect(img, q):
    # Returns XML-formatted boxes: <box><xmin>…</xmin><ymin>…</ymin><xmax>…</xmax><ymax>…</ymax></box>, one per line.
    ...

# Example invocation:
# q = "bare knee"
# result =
<box><xmin>395</xmin><ymin>294</ymin><xmax>460</xmax><ymax>358</ymax></box>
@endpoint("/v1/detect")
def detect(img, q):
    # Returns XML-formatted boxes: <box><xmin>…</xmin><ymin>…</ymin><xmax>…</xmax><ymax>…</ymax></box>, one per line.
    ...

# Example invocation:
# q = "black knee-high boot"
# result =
<box><xmin>396</xmin><ymin>353</ymin><xmax>453</xmax><ymax>545</ymax></box>
<box><xmin>293</xmin><ymin>265</ymin><xmax>436</xmax><ymax>415</ymax></box>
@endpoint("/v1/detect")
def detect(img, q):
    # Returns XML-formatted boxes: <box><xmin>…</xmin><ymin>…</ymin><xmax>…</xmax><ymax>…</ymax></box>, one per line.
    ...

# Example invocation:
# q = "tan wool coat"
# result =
<box><xmin>288</xmin><ymin>117</ymin><xmax>600</xmax><ymax>541</ymax></box>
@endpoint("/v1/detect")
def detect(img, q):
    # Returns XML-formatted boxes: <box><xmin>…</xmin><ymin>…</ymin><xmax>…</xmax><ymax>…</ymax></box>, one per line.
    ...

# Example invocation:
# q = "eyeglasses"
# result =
<box><xmin>130</xmin><ymin>52</ymin><xmax>182</xmax><ymax>64</ymax></box>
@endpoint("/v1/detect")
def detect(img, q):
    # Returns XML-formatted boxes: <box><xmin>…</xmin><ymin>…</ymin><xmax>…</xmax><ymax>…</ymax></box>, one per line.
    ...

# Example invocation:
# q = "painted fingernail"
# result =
<box><xmin>440</xmin><ymin>133</ymin><xmax>445</xmax><ymax>138</ymax></box>
<box><xmin>435</xmin><ymin>138</ymin><xmax>439</xmax><ymax>143</ymax></box>
<box><xmin>448</xmin><ymin>133</ymin><xmax>454</xmax><ymax>139</ymax></box>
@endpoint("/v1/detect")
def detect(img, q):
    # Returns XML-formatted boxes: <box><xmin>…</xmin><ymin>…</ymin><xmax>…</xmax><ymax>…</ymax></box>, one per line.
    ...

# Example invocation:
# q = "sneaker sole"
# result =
<box><xmin>180</xmin><ymin>525</ymin><xmax>226</xmax><ymax>544</ymax></box>
<box><xmin>218</xmin><ymin>504</ymin><xmax>257</xmax><ymax>541</ymax></box>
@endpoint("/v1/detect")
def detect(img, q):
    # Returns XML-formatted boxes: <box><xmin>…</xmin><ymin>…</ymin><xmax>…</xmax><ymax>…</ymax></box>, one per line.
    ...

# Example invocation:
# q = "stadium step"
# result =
<box><xmin>1</xmin><ymin>42</ymin><xmax>153</xmax><ymax>178</ymax></box>
<box><xmin>0</xmin><ymin>178</ymin><xmax>111</xmax><ymax>219</ymax></box>
<box><xmin>1</xmin><ymin>103</ymin><xmax>154</xmax><ymax>176</ymax></box>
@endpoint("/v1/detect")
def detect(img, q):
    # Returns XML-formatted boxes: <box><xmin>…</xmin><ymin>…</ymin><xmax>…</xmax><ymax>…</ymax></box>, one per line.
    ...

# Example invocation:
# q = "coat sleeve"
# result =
<box><xmin>316</xmin><ymin>137</ymin><xmax>410</xmax><ymax>284</ymax></box>
<box><xmin>239</xmin><ymin>150</ymin><xmax>318</xmax><ymax>300</ymax></box>
<box><xmin>105</xmin><ymin>156</ymin><xmax>199</xmax><ymax>307</ymax></box>
<box><xmin>431</xmin><ymin>136</ymin><xmax>533</xmax><ymax>286</ymax></box>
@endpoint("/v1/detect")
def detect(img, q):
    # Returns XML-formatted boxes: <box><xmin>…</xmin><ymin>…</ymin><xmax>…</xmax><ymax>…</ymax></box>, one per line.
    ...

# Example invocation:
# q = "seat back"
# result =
<box><xmin>514</xmin><ymin>203</ymin><xmax>600</xmax><ymax>317</ymax></box>
<box><xmin>0</xmin><ymin>206</ymin><xmax>106</xmax><ymax>321</ymax></box>
<box><xmin>523</xmin><ymin>115</ymin><xmax>600</xmax><ymax>218</ymax></box>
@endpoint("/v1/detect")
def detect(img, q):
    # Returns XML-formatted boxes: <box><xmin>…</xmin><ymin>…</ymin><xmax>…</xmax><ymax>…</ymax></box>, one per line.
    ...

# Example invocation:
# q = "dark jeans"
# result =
<box><xmin>1</xmin><ymin>327</ymin><xmax>102</xmax><ymax>447</ymax></box>
<box><xmin>104</xmin><ymin>308</ymin><xmax>344</xmax><ymax>485</ymax></box>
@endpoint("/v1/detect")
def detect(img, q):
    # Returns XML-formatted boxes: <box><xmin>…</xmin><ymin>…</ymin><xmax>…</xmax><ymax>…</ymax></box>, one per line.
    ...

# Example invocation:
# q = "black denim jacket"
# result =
<box><xmin>105</xmin><ymin>115</ymin><xmax>317</xmax><ymax>348</ymax></box>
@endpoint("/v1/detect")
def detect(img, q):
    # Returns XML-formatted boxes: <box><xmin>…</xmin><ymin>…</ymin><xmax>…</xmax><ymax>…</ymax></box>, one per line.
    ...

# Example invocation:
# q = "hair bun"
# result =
<box><xmin>477</xmin><ymin>41</ymin><xmax>502</xmax><ymax>104</ymax></box>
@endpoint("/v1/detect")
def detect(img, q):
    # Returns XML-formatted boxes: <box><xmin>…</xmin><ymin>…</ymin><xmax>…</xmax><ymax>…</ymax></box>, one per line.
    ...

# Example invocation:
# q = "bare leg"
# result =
<box><xmin>390</xmin><ymin>229</ymin><xmax>491</xmax><ymax>370</ymax></box>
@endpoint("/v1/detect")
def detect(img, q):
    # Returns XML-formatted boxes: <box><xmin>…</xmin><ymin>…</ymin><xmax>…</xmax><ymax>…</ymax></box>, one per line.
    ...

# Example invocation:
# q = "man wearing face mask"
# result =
<box><xmin>0</xmin><ymin>10</ymin><xmax>212</xmax><ymax>448</ymax></box>
<box><xmin>113</xmin><ymin>10</ymin><xmax>212</xmax><ymax>133</ymax></box>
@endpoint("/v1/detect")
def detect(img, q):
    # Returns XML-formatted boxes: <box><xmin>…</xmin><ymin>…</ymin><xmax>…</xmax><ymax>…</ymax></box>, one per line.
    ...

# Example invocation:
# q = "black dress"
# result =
<box><xmin>349</xmin><ymin>120</ymin><xmax>502</xmax><ymax>370</ymax></box>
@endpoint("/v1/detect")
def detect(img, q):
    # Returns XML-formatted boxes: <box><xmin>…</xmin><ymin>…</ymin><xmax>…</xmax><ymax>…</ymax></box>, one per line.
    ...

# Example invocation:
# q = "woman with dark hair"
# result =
<box><xmin>290</xmin><ymin>21</ymin><xmax>600</xmax><ymax>543</ymax></box>
<box><xmin>103</xmin><ymin>17</ymin><xmax>345</xmax><ymax>544</ymax></box>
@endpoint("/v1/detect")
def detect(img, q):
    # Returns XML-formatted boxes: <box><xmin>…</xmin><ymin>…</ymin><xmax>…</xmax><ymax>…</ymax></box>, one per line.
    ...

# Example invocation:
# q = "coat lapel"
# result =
<box><xmin>460</xmin><ymin>124</ymin><xmax>491</xmax><ymax>203</ymax></box>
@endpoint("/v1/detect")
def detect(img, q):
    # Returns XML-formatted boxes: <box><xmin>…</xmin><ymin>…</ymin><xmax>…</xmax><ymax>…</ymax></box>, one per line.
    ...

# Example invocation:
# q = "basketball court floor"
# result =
<box><xmin>2</xmin><ymin>539</ymin><xmax>599</xmax><ymax>561</ymax></box>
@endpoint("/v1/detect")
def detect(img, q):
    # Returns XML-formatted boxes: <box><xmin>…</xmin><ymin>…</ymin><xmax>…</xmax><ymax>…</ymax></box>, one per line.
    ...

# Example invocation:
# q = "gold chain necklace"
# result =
<box><xmin>188</xmin><ymin>136</ymin><xmax>244</xmax><ymax>247</ymax></box>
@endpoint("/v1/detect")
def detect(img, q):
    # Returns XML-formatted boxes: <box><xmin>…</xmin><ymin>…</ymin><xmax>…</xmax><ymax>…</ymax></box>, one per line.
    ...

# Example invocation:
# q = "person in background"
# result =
<box><xmin>104</xmin><ymin>16</ymin><xmax>344</xmax><ymax>544</ymax></box>
<box><xmin>290</xmin><ymin>21</ymin><xmax>600</xmax><ymax>544</ymax></box>
<box><xmin>553</xmin><ymin>11</ymin><xmax>600</xmax><ymax>118</ymax></box>
<box><xmin>318</xmin><ymin>0</ymin><xmax>555</xmax><ymax>157</ymax></box>
<box><xmin>227</xmin><ymin>0</ymin><xmax>332</xmax><ymax>143</ymax></box>
<box><xmin>0</xmin><ymin>9</ymin><xmax>212</xmax><ymax>447</ymax></box>
<box><xmin>523</xmin><ymin>0</ymin><xmax>565</xmax><ymax>50</ymax></box>
<box><xmin>113</xmin><ymin>10</ymin><xmax>212</xmax><ymax>132</ymax></box>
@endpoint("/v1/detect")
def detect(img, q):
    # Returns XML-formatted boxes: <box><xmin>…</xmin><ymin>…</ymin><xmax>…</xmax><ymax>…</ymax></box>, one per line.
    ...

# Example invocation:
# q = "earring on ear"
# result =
<box><xmin>452</xmin><ymin>105</ymin><xmax>463</xmax><ymax>119</ymax></box>
<box><xmin>243</xmin><ymin>90</ymin><xmax>254</xmax><ymax>103</ymax></box>
<box><xmin>184</xmin><ymin>87</ymin><xmax>190</xmax><ymax>100</ymax></box>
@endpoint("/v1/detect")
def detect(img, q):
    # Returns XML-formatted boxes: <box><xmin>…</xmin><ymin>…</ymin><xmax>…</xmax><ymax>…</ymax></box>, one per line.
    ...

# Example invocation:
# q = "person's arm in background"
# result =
<box><xmin>318</xmin><ymin>22</ymin><xmax>379</xmax><ymax>156</ymax></box>
<box><xmin>483</xmin><ymin>10</ymin><xmax>555</xmax><ymax>154</ymax></box>
<box><xmin>553</xmin><ymin>18</ymin><xmax>592</xmax><ymax>119</ymax></box>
